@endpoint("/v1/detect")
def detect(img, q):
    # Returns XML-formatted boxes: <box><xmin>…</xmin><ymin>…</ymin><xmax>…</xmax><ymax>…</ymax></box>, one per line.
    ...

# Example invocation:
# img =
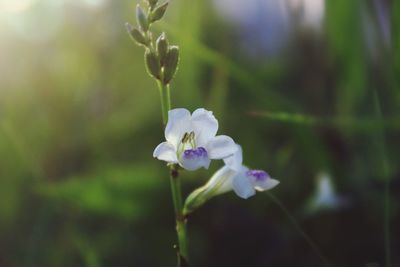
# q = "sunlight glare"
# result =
<box><xmin>0</xmin><ymin>0</ymin><xmax>34</xmax><ymax>13</ymax></box>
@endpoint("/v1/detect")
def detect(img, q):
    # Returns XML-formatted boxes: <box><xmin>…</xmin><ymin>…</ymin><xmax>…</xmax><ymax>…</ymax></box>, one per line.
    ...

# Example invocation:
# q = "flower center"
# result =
<box><xmin>246</xmin><ymin>170</ymin><xmax>269</xmax><ymax>181</ymax></box>
<box><xmin>177</xmin><ymin>131</ymin><xmax>197</xmax><ymax>158</ymax></box>
<box><xmin>181</xmin><ymin>131</ymin><xmax>196</xmax><ymax>147</ymax></box>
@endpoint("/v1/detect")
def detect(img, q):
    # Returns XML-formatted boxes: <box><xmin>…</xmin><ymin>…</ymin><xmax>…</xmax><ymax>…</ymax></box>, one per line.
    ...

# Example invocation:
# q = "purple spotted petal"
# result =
<box><xmin>247</xmin><ymin>169</ymin><xmax>279</xmax><ymax>191</ymax></box>
<box><xmin>246</xmin><ymin>170</ymin><xmax>270</xmax><ymax>182</ymax></box>
<box><xmin>180</xmin><ymin>147</ymin><xmax>211</xmax><ymax>171</ymax></box>
<box><xmin>183</xmin><ymin>147</ymin><xmax>208</xmax><ymax>159</ymax></box>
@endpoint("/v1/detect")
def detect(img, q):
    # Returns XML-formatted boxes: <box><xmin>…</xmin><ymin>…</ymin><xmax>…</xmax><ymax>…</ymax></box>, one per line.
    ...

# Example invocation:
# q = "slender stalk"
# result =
<box><xmin>373</xmin><ymin>90</ymin><xmax>391</xmax><ymax>267</ymax></box>
<box><xmin>156</xmin><ymin>79</ymin><xmax>189</xmax><ymax>261</ymax></box>
<box><xmin>170</xmin><ymin>167</ymin><xmax>189</xmax><ymax>259</ymax></box>
<box><xmin>384</xmin><ymin>167</ymin><xmax>391</xmax><ymax>267</ymax></box>
<box><xmin>267</xmin><ymin>192</ymin><xmax>333</xmax><ymax>267</ymax></box>
<box><xmin>157</xmin><ymin>81</ymin><xmax>168</xmax><ymax>124</ymax></box>
<box><xmin>127</xmin><ymin>2</ymin><xmax>186</xmax><ymax>264</ymax></box>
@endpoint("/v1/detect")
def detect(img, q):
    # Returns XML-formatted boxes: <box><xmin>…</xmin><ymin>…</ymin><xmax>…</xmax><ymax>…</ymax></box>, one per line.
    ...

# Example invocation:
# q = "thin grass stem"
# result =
<box><xmin>267</xmin><ymin>192</ymin><xmax>333</xmax><ymax>267</ymax></box>
<box><xmin>372</xmin><ymin>90</ymin><xmax>391</xmax><ymax>267</ymax></box>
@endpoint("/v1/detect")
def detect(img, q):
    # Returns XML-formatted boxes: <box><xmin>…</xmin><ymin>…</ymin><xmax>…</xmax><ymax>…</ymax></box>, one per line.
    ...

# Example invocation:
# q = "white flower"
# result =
<box><xmin>207</xmin><ymin>145</ymin><xmax>280</xmax><ymax>199</ymax></box>
<box><xmin>153</xmin><ymin>108</ymin><xmax>237</xmax><ymax>171</ymax></box>
<box><xmin>184</xmin><ymin>145</ymin><xmax>279</xmax><ymax>214</ymax></box>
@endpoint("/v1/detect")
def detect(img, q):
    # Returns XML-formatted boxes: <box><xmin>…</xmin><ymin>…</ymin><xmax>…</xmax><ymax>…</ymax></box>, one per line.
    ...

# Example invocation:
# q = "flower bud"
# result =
<box><xmin>183</xmin><ymin>166</ymin><xmax>235</xmax><ymax>215</ymax></box>
<box><xmin>125</xmin><ymin>23</ymin><xmax>148</xmax><ymax>46</ymax></box>
<box><xmin>183</xmin><ymin>187</ymin><xmax>208</xmax><ymax>215</ymax></box>
<box><xmin>145</xmin><ymin>49</ymin><xmax>160</xmax><ymax>79</ymax></box>
<box><xmin>156</xmin><ymin>33</ymin><xmax>169</xmax><ymax>66</ymax></box>
<box><xmin>150</xmin><ymin>2</ymin><xmax>168</xmax><ymax>23</ymax></box>
<box><xmin>148</xmin><ymin>0</ymin><xmax>158</xmax><ymax>9</ymax></box>
<box><xmin>163</xmin><ymin>45</ymin><xmax>179</xmax><ymax>84</ymax></box>
<box><xmin>136</xmin><ymin>5</ymin><xmax>149</xmax><ymax>31</ymax></box>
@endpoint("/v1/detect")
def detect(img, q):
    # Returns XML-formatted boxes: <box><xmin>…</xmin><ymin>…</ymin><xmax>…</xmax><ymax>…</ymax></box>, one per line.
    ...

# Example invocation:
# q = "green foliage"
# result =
<box><xmin>37</xmin><ymin>164</ymin><xmax>162</xmax><ymax>220</ymax></box>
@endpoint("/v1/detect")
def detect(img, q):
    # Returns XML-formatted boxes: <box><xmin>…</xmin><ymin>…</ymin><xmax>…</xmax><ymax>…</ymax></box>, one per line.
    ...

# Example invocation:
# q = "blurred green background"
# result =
<box><xmin>0</xmin><ymin>0</ymin><xmax>399</xmax><ymax>266</ymax></box>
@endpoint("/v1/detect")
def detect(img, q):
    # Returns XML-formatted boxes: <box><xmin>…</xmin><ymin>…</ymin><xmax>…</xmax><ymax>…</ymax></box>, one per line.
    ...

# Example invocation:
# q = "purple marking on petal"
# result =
<box><xmin>246</xmin><ymin>170</ymin><xmax>270</xmax><ymax>181</ymax></box>
<box><xmin>183</xmin><ymin>147</ymin><xmax>208</xmax><ymax>159</ymax></box>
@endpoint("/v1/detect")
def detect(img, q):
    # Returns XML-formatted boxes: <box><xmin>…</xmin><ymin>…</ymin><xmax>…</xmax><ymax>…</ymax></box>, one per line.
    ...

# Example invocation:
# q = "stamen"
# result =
<box><xmin>188</xmin><ymin>131</ymin><xmax>195</xmax><ymax>140</ymax></box>
<box><xmin>180</xmin><ymin>131</ymin><xmax>197</xmax><ymax>149</ymax></box>
<box><xmin>181</xmin><ymin>132</ymin><xmax>189</xmax><ymax>143</ymax></box>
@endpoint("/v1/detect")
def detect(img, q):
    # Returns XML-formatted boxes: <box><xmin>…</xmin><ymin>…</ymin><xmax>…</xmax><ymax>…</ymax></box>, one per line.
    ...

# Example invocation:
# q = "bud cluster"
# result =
<box><xmin>126</xmin><ymin>0</ymin><xmax>179</xmax><ymax>85</ymax></box>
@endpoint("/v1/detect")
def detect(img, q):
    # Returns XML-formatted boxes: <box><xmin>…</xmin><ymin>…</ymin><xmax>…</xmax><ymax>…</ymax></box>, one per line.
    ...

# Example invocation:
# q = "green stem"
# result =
<box><xmin>170</xmin><ymin>167</ymin><xmax>189</xmax><ymax>259</ymax></box>
<box><xmin>156</xmin><ymin>79</ymin><xmax>189</xmax><ymax>262</ymax></box>
<box><xmin>157</xmin><ymin>81</ymin><xmax>171</xmax><ymax>125</ymax></box>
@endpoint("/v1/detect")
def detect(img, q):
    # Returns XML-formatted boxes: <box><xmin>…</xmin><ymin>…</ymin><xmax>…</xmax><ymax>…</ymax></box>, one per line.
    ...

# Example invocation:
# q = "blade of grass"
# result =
<box><xmin>267</xmin><ymin>192</ymin><xmax>333</xmax><ymax>267</ymax></box>
<box><xmin>250</xmin><ymin>110</ymin><xmax>400</xmax><ymax>132</ymax></box>
<box><xmin>372</xmin><ymin>89</ymin><xmax>391</xmax><ymax>267</ymax></box>
<box><xmin>0</xmin><ymin>119</ymin><xmax>43</xmax><ymax>179</ymax></box>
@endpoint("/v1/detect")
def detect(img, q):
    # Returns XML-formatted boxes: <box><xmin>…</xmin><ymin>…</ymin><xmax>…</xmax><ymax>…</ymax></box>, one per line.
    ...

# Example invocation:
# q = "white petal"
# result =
<box><xmin>165</xmin><ymin>108</ymin><xmax>191</xmax><ymax>147</ymax></box>
<box><xmin>232</xmin><ymin>173</ymin><xmax>256</xmax><ymax>199</ymax></box>
<box><xmin>179</xmin><ymin>148</ymin><xmax>211</xmax><ymax>171</ymax></box>
<box><xmin>153</xmin><ymin>142</ymin><xmax>178</xmax><ymax>163</ymax></box>
<box><xmin>202</xmin><ymin>165</ymin><xmax>236</xmax><ymax>196</ymax></box>
<box><xmin>254</xmin><ymin>178</ymin><xmax>280</xmax><ymax>191</ymax></box>
<box><xmin>206</xmin><ymin>135</ymin><xmax>237</xmax><ymax>159</ymax></box>
<box><xmin>191</xmin><ymin>108</ymin><xmax>218</xmax><ymax>146</ymax></box>
<box><xmin>223</xmin><ymin>144</ymin><xmax>243</xmax><ymax>171</ymax></box>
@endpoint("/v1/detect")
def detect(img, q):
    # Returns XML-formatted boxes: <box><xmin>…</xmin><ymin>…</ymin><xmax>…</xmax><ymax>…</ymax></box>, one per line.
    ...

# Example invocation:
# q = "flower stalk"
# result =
<box><xmin>126</xmin><ymin>0</ymin><xmax>188</xmax><ymax>264</ymax></box>
<box><xmin>157</xmin><ymin>78</ymin><xmax>189</xmax><ymax>261</ymax></box>
<box><xmin>157</xmin><ymin>80</ymin><xmax>171</xmax><ymax>125</ymax></box>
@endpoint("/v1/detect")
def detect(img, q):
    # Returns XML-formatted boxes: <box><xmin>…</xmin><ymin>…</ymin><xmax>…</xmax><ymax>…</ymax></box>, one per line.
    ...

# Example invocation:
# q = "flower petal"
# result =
<box><xmin>183</xmin><ymin>166</ymin><xmax>236</xmax><ymax>215</ymax></box>
<box><xmin>165</xmin><ymin>108</ymin><xmax>191</xmax><ymax>147</ymax></box>
<box><xmin>223</xmin><ymin>144</ymin><xmax>243</xmax><ymax>171</ymax></box>
<box><xmin>191</xmin><ymin>108</ymin><xmax>218</xmax><ymax>146</ymax></box>
<box><xmin>153</xmin><ymin>142</ymin><xmax>178</xmax><ymax>163</ymax></box>
<box><xmin>206</xmin><ymin>135</ymin><xmax>237</xmax><ymax>159</ymax></box>
<box><xmin>254</xmin><ymin>178</ymin><xmax>280</xmax><ymax>191</ymax></box>
<box><xmin>232</xmin><ymin>172</ymin><xmax>256</xmax><ymax>199</ymax></box>
<box><xmin>179</xmin><ymin>147</ymin><xmax>211</xmax><ymax>171</ymax></box>
<box><xmin>246</xmin><ymin>169</ymin><xmax>279</xmax><ymax>191</ymax></box>
<box><xmin>203</xmin><ymin>165</ymin><xmax>236</xmax><ymax>196</ymax></box>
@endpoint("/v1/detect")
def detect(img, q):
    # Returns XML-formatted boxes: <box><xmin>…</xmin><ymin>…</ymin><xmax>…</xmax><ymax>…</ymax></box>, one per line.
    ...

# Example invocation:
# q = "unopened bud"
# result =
<box><xmin>150</xmin><ymin>2</ymin><xmax>168</xmax><ymax>23</ymax></box>
<box><xmin>183</xmin><ymin>187</ymin><xmax>208</xmax><ymax>215</ymax></box>
<box><xmin>145</xmin><ymin>49</ymin><xmax>161</xmax><ymax>79</ymax></box>
<box><xmin>126</xmin><ymin>23</ymin><xmax>147</xmax><ymax>46</ymax></box>
<box><xmin>183</xmin><ymin>166</ymin><xmax>236</xmax><ymax>215</ymax></box>
<box><xmin>148</xmin><ymin>0</ymin><xmax>158</xmax><ymax>9</ymax></box>
<box><xmin>136</xmin><ymin>5</ymin><xmax>149</xmax><ymax>31</ymax></box>
<box><xmin>163</xmin><ymin>46</ymin><xmax>179</xmax><ymax>84</ymax></box>
<box><xmin>156</xmin><ymin>33</ymin><xmax>169</xmax><ymax>65</ymax></box>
